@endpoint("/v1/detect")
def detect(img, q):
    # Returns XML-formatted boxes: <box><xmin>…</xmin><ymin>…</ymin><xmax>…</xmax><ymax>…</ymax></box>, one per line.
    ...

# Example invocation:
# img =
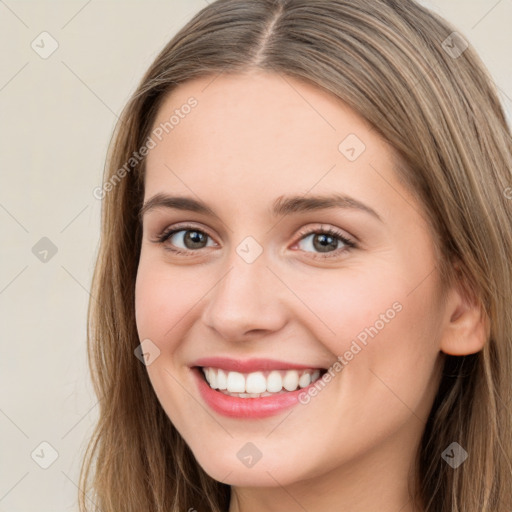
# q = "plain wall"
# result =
<box><xmin>0</xmin><ymin>1</ymin><xmax>510</xmax><ymax>510</ymax></box>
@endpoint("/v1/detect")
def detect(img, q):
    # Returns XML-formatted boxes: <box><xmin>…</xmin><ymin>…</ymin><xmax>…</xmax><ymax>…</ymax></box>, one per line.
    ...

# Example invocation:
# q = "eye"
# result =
<box><xmin>151</xmin><ymin>223</ymin><xmax>357</xmax><ymax>259</ymax></box>
<box><xmin>292</xmin><ymin>225</ymin><xmax>357</xmax><ymax>259</ymax></box>
<box><xmin>152</xmin><ymin>224</ymin><xmax>216</xmax><ymax>256</ymax></box>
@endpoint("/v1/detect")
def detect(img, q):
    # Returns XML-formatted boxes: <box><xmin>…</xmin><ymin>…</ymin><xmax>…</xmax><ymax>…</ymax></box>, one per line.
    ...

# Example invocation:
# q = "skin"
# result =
<box><xmin>134</xmin><ymin>70</ymin><xmax>487</xmax><ymax>512</ymax></box>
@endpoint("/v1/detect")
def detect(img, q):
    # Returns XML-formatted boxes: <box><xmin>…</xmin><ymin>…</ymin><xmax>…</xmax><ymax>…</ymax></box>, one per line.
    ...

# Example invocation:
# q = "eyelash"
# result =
<box><xmin>151</xmin><ymin>223</ymin><xmax>357</xmax><ymax>259</ymax></box>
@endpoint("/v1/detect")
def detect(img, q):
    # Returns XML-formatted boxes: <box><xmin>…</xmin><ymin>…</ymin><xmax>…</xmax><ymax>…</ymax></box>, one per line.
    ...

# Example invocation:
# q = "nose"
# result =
<box><xmin>201</xmin><ymin>247</ymin><xmax>289</xmax><ymax>341</ymax></box>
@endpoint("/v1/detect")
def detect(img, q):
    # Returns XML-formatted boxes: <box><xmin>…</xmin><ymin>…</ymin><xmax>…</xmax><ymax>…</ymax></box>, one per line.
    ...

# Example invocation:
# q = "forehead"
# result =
<box><xmin>142</xmin><ymin>71</ymin><xmax>421</xmax><ymax>233</ymax></box>
<box><xmin>147</xmin><ymin>70</ymin><xmax>388</xmax><ymax>166</ymax></box>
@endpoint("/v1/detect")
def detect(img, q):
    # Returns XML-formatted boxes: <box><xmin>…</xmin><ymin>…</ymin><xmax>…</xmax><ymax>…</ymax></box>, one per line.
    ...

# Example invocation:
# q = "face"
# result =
<box><xmin>135</xmin><ymin>71</ymin><xmax>447</xmax><ymax>491</ymax></box>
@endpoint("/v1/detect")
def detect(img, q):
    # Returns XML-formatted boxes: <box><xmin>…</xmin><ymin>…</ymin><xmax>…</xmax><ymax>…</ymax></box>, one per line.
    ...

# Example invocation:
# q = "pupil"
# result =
<box><xmin>185</xmin><ymin>231</ymin><xmax>206</xmax><ymax>248</ymax></box>
<box><xmin>314</xmin><ymin>234</ymin><xmax>337</xmax><ymax>253</ymax></box>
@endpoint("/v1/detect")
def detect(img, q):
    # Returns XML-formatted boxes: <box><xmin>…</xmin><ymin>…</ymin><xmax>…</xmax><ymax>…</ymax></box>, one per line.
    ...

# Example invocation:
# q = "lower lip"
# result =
<box><xmin>192</xmin><ymin>367</ymin><xmax>319</xmax><ymax>419</ymax></box>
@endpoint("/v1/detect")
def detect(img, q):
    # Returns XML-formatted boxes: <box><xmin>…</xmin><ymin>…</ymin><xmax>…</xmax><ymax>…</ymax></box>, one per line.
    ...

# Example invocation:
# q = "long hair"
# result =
<box><xmin>79</xmin><ymin>1</ymin><xmax>512</xmax><ymax>510</ymax></box>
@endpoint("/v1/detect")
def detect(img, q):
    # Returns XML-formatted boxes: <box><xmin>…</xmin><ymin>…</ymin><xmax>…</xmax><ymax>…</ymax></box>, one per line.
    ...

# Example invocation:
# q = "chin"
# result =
<box><xmin>191</xmin><ymin>445</ymin><xmax>309</xmax><ymax>488</ymax></box>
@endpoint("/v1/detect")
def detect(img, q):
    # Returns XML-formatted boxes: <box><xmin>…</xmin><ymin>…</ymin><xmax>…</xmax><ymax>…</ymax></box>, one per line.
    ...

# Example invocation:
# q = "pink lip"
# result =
<box><xmin>191</xmin><ymin>366</ymin><xmax>325</xmax><ymax>419</ymax></box>
<box><xmin>191</xmin><ymin>356</ymin><xmax>325</xmax><ymax>373</ymax></box>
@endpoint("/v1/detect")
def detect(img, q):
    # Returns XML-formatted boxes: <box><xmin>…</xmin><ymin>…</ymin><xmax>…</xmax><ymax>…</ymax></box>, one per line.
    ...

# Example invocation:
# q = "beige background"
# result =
<box><xmin>0</xmin><ymin>1</ymin><xmax>510</xmax><ymax>510</ymax></box>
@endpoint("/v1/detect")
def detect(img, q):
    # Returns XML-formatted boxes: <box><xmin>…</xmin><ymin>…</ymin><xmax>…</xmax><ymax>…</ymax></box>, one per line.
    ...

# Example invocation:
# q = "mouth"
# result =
<box><xmin>195</xmin><ymin>366</ymin><xmax>328</xmax><ymax>398</ymax></box>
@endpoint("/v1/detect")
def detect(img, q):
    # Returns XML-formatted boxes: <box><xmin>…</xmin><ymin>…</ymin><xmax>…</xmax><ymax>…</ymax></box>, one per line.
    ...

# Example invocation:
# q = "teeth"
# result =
<box><xmin>226</xmin><ymin>371</ymin><xmax>245</xmax><ymax>393</ymax></box>
<box><xmin>246</xmin><ymin>372</ymin><xmax>267</xmax><ymax>393</ymax></box>
<box><xmin>216</xmin><ymin>369</ymin><xmax>227</xmax><ymax>390</ymax></box>
<box><xmin>208</xmin><ymin>368</ymin><xmax>217</xmax><ymax>389</ymax></box>
<box><xmin>267</xmin><ymin>370</ymin><xmax>283</xmax><ymax>392</ymax></box>
<box><xmin>299</xmin><ymin>372</ymin><xmax>312</xmax><ymax>388</ymax></box>
<box><xmin>283</xmin><ymin>370</ymin><xmax>299</xmax><ymax>391</ymax></box>
<box><xmin>201</xmin><ymin>367</ymin><xmax>323</xmax><ymax>396</ymax></box>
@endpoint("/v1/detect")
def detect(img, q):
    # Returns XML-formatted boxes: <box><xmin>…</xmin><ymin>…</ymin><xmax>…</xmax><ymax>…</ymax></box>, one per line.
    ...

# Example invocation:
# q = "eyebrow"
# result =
<box><xmin>139</xmin><ymin>192</ymin><xmax>382</xmax><ymax>222</ymax></box>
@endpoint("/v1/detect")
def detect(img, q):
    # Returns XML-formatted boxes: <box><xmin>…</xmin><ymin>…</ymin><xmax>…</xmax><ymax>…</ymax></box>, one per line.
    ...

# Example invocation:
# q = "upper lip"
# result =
<box><xmin>191</xmin><ymin>357</ymin><xmax>327</xmax><ymax>373</ymax></box>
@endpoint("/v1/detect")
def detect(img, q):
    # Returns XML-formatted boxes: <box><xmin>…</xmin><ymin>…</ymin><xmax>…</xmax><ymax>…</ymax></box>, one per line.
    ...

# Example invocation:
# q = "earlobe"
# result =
<box><xmin>439</xmin><ymin>270</ymin><xmax>489</xmax><ymax>356</ymax></box>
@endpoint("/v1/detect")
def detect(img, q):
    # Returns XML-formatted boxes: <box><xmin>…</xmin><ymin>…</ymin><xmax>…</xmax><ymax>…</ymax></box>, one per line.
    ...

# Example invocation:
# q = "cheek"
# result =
<box><xmin>289</xmin><ymin>267</ymin><xmax>409</xmax><ymax>351</ymax></box>
<box><xmin>134</xmin><ymin>257</ymin><xmax>199</xmax><ymax>343</ymax></box>
<box><xmin>296</xmin><ymin>266</ymin><xmax>442</xmax><ymax>391</ymax></box>
<box><xmin>134</xmin><ymin>260</ymin><xmax>201</xmax><ymax>421</ymax></box>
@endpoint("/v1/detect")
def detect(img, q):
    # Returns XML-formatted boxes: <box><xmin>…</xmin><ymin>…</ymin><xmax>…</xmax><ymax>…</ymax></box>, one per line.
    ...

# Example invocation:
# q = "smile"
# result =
<box><xmin>190</xmin><ymin>358</ymin><xmax>330</xmax><ymax>418</ymax></box>
<box><xmin>201</xmin><ymin>367</ymin><xmax>325</xmax><ymax>397</ymax></box>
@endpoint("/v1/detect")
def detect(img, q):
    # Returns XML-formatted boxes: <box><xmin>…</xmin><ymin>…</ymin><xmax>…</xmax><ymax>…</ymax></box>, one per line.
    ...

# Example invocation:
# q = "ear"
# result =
<box><xmin>439</xmin><ymin>264</ymin><xmax>489</xmax><ymax>356</ymax></box>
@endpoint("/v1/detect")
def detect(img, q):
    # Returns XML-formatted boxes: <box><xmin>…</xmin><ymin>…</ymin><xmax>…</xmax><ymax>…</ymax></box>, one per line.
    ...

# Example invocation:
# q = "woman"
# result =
<box><xmin>80</xmin><ymin>1</ymin><xmax>512</xmax><ymax>511</ymax></box>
